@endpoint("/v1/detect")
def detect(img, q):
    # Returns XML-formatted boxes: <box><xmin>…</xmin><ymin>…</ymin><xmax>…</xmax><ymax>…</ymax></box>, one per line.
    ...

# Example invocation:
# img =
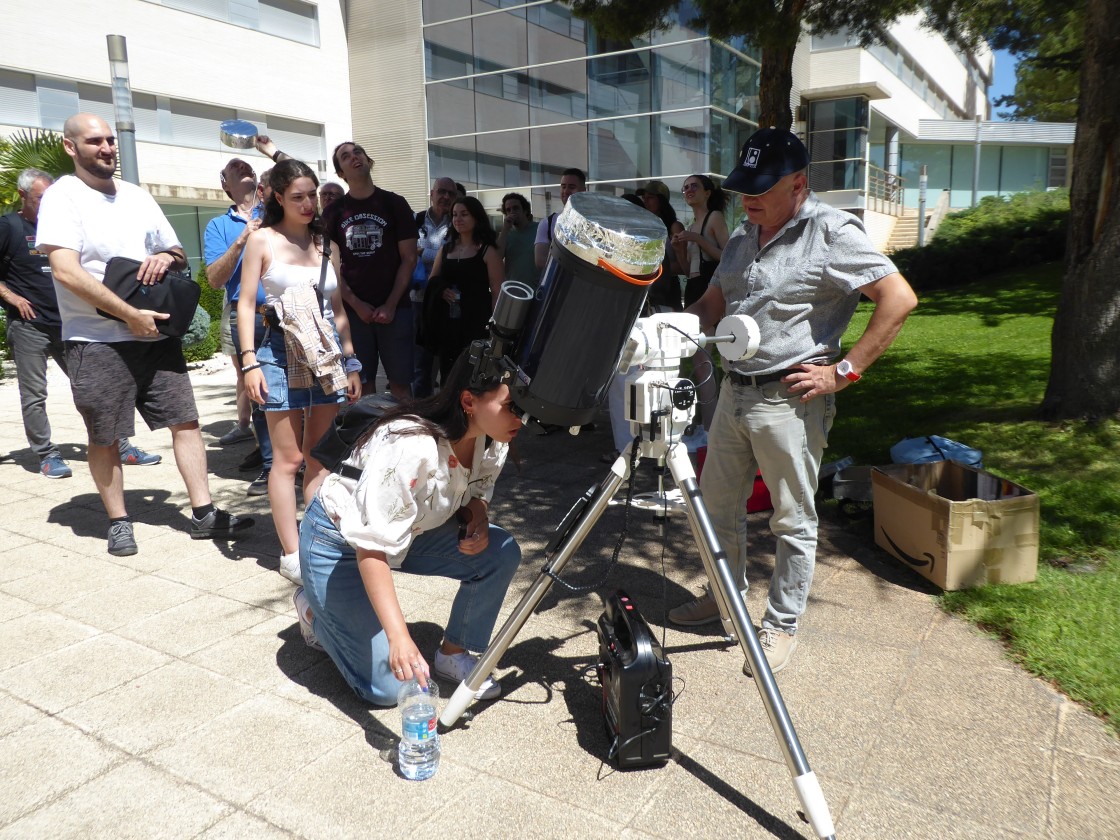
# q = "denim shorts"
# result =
<box><xmin>256</xmin><ymin>327</ymin><xmax>345</xmax><ymax>412</ymax></box>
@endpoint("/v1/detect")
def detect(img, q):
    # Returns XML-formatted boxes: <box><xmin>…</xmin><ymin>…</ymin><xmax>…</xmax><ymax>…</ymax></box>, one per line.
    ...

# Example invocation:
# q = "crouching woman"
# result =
<box><xmin>296</xmin><ymin>350</ymin><xmax>523</xmax><ymax>704</ymax></box>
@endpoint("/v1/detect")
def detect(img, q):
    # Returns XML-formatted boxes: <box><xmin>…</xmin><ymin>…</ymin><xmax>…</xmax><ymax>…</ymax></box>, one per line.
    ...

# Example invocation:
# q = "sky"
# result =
<box><xmin>988</xmin><ymin>48</ymin><xmax>1018</xmax><ymax>120</ymax></box>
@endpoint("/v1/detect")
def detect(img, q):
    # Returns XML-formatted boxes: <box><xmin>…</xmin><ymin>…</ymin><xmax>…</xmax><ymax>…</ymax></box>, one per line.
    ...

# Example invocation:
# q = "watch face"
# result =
<box><xmin>837</xmin><ymin>360</ymin><xmax>852</xmax><ymax>376</ymax></box>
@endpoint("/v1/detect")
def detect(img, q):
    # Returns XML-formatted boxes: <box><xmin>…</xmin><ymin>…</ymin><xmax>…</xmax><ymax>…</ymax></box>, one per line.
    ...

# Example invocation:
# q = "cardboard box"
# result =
<box><xmin>871</xmin><ymin>461</ymin><xmax>1039</xmax><ymax>590</ymax></box>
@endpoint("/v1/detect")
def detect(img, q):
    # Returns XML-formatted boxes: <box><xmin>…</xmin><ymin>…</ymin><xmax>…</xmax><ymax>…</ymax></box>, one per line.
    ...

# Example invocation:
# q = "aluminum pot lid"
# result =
<box><xmin>219</xmin><ymin>119</ymin><xmax>259</xmax><ymax>149</ymax></box>
<box><xmin>553</xmin><ymin>192</ymin><xmax>667</xmax><ymax>277</ymax></box>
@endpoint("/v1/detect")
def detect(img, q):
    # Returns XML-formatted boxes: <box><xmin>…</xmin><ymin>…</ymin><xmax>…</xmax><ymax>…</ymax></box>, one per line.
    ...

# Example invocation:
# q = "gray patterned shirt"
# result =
<box><xmin>712</xmin><ymin>193</ymin><xmax>897</xmax><ymax>375</ymax></box>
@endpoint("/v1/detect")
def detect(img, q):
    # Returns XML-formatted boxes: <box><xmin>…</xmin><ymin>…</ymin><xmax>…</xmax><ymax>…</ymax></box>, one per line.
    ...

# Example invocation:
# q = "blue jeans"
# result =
<box><xmin>700</xmin><ymin>378</ymin><xmax>835</xmax><ymax>633</ymax></box>
<box><xmin>299</xmin><ymin>496</ymin><xmax>522</xmax><ymax>705</ymax></box>
<box><xmin>7</xmin><ymin>319</ymin><xmax>67</xmax><ymax>459</ymax></box>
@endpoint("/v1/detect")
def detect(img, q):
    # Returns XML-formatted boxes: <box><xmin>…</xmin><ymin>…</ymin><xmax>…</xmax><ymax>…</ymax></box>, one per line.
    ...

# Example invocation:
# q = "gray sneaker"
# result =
<box><xmin>107</xmin><ymin>520</ymin><xmax>138</xmax><ymax>556</ymax></box>
<box><xmin>668</xmin><ymin>590</ymin><xmax>722</xmax><ymax>626</ymax></box>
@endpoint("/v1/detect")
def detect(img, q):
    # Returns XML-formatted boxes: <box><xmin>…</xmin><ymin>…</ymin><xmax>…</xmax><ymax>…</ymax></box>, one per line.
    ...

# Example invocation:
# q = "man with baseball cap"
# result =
<box><xmin>671</xmin><ymin>128</ymin><xmax>917</xmax><ymax>676</ymax></box>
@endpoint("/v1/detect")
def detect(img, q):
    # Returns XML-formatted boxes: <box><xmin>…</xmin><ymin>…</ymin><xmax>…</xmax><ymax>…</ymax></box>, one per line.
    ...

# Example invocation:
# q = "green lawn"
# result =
<box><xmin>829</xmin><ymin>261</ymin><xmax>1120</xmax><ymax>733</ymax></box>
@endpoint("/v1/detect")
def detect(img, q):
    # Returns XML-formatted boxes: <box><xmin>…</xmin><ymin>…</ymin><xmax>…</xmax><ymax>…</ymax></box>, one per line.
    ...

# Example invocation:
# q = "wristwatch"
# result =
<box><xmin>836</xmin><ymin>359</ymin><xmax>861</xmax><ymax>382</ymax></box>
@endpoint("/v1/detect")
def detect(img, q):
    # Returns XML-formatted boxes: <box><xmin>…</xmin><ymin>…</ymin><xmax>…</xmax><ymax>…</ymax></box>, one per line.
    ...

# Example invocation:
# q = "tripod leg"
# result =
<box><xmin>440</xmin><ymin>457</ymin><xmax>629</xmax><ymax>726</ymax></box>
<box><xmin>666</xmin><ymin>445</ymin><xmax>836</xmax><ymax>840</ymax></box>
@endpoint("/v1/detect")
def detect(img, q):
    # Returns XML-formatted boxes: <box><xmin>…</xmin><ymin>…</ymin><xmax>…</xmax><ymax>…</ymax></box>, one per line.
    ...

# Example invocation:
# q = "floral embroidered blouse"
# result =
<box><xmin>318</xmin><ymin>418</ymin><xmax>508</xmax><ymax>567</ymax></box>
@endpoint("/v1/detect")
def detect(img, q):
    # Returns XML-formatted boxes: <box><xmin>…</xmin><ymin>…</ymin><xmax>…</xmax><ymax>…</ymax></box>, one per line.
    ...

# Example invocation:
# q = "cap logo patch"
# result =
<box><xmin>745</xmin><ymin>148</ymin><xmax>761</xmax><ymax>168</ymax></box>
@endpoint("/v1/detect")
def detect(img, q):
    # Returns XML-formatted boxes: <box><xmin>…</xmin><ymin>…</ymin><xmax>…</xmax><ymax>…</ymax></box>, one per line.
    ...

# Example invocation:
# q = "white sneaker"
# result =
<box><xmin>279</xmin><ymin>551</ymin><xmax>303</xmax><ymax>586</ymax></box>
<box><xmin>293</xmin><ymin>587</ymin><xmax>324</xmax><ymax>651</ymax></box>
<box><xmin>433</xmin><ymin>650</ymin><xmax>501</xmax><ymax>700</ymax></box>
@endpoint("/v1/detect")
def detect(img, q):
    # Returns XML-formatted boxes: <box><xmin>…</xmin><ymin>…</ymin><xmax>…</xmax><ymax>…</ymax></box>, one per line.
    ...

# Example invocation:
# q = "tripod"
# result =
<box><xmin>441</xmin><ymin>314</ymin><xmax>836</xmax><ymax>839</ymax></box>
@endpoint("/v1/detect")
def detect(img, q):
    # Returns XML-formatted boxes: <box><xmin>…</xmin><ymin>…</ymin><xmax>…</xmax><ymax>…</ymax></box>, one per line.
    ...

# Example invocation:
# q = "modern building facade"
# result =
<box><xmin>0</xmin><ymin>0</ymin><xmax>352</xmax><ymax>269</ymax></box>
<box><xmin>1</xmin><ymin>0</ymin><xmax>1076</xmax><ymax>260</ymax></box>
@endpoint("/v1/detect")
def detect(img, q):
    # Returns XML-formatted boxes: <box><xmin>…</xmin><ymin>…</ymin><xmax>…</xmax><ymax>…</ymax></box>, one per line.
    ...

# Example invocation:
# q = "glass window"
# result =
<box><xmin>588</xmin><ymin>115</ymin><xmax>651</xmax><ymax>182</ymax></box>
<box><xmin>656</xmin><ymin>109</ymin><xmax>708</xmax><ymax>178</ymax></box>
<box><xmin>425</xmin><ymin>19</ymin><xmax>475</xmax><ymax>80</ymax></box>
<box><xmin>949</xmin><ymin>144</ymin><xmax>1000</xmax><ymax>206</ymax></box>
<box><xmin>0</xmin><ymin>68</ymin><xmax>38</xmax><ymax>127</ymax></box>
<box><xmin>264</xmin><ymin>114</ymin><xmax>324</xmax><ymax>164</ymax></box>
<box><xmin>531</xmin><ymin>123</ymin><xmax>588</xmax><ymax>198</ymax></box>
<box><xmin>900</xmin><ymin>143</ymin><xmax>952</xmax><ymax>207</ymax></box>
<box><xmin>475</xmin><ymin>128</ymin><xmax>532</xmax><ymax>189</ymax></box>
<box><xmin>808</xmin><ymin>98</ymin><xmax>868</xmax><ymax>132</ymax></box>
<box><xmin>588</xmin><ymin>51</ymin><xmax>651</xmax><ymax>119</ymax></box>
<box><xmin>529</xmin><ymin>8</ymin><xmax>588</xmax><ymax>64</ymax></box>
<box><xmin>811</xmin><ymin>29</ymin><xmax>857</xmax><ymax>50</ymax></box>
<box><xmin>653</xmin><ymin>41</ymin><xmax>707</xmax><ymax>111</ymax></box>
<box><xmin>423</xmin><ymin>0</ymin><xmax>472</xmax><ymax>24</ymax></box>
<box><xmin>476</xmin><ymin>75</ymin><xmax>530</xmax><ymax>134</ymax></box>
<box><xmin>168</xmin><ymin>99</ymin><xmax>235</xmax><ymax>148</ymax></box>
<box><xmin>1000</xmin><ymin>146</ymin><xmax>1049</xmax><ymax>194</ymax></box>
<box><xmin>76</xmin><ymin>83</ymin><xmax>116</xmax><ymax>128</ymax></box>
<box><xmin>259</xmin><ymin>0</ymin><xmax>318</xmax><ymax>46</ymax></box>
<box><xmin>427</xmin><ymin>82</ymin><xmax>477</xmax><ymax>137</ymax></box>
<box><xmin>529</xmin><ymin>62</ymin><xmax>587</xmax><ymax>125</ymax></box>
<box><xmin>429</xmin><ymin>135</ymin><xmax>478</xmax><ymax>186</ymax></box>
<box><xmin>709</xmin><ymin>110</ymin><xmax>756</xmax><ymax>177</ymax></box>
<box><xmin>474</xmin><ymin>8</ymin><xmax>528</xmax><ymax>71</ymax></box>
<box><xmin>808</xmin><ymin>128</ymin><xmax>868</xmax><ymax>163</ymax></box>
<box><xmin>36</xmin><ymin>78</ymin><xmax>79</xmax><ymax>131</ymax></box>
<box><xmin>711</xmin><ymin>44</ymin><xmax>760</xmax><ymax>122</ymax></box>
<box><xmin>808</xmin><ymin>159</ymin><xmax>865</xmax><ymax>192</ymax></box>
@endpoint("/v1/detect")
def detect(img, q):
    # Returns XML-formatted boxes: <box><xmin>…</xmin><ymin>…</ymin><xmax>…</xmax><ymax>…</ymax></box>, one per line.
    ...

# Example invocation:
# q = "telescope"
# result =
<box><xmin>459</xmin><ymin>192</ymin><xmax>836</xmax><ymax>840</ymax></box>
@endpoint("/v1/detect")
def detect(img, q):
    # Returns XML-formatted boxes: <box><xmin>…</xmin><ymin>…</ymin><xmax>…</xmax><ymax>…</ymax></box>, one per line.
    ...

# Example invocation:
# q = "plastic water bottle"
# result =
<box><xmin>448</xmin><ymin>286</ymin><xmax>461</xmax><ymax>320</ymax></box>
<box><xmin>397</xmin><ymin>679</ymin><xmax>440</xmax><ymax>780</ymax></box>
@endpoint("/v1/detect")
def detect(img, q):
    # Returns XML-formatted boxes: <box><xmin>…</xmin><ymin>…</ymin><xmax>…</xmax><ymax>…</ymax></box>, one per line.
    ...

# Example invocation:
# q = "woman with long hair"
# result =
<box><xmin>422</xmin><ymin>196</ymin><xmax>504</xmax><ymax>384</ymax></box>
<box><xmin>295</xmin><ymin>350</ymin><xmax>523</xmax><ymax>705</ymax></box>
<box><xmin>238</xmin><ymin>159</ymin><xmax>361</xmax><ymax>585</ymax></box>
<box><xmin>673</xmin><ymin>174</ymin><xmax>729</xmax><ymax>307</ymax></box>
<box><xmin>640</xmin><ymin>181</ymin><xmax>686</xmax><ymax>312</ymax></box>
<box><xmin>673</xmin><ymin>175</ymin><xmax>730</xmax><ymax>444</ymax></box>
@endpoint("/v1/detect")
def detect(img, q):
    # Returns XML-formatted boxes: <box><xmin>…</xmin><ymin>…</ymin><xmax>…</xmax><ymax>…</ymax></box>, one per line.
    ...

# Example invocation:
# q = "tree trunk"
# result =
<box><xmin>1040</xmin><ymin>0</ymin><xmax>1120</xmax><ymax>420</ymax></box>
<box><xmin>758</xmin><ymin>40</ymin><xmax>797</xmax><ymax>130</ymax></box>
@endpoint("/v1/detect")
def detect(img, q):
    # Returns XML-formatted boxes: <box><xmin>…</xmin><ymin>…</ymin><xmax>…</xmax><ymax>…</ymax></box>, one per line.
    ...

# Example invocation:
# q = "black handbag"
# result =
<box><xmin>97</xmin><ymin>256</ymin><xmax>201</xmax><ymax>338</ymax></box>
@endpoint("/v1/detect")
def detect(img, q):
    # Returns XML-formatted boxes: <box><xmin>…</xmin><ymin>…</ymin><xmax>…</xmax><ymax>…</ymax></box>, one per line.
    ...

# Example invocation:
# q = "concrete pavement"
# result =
<box><xmin>0</xmin><ymin>358</ymin><xmax>1117</xmax><ymax>839</ymax></box>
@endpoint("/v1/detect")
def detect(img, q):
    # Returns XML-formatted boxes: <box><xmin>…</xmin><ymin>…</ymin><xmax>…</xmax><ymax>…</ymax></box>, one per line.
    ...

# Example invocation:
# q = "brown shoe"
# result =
<box><xmin>668</xmin><ymin>591</ymin><xmax>722</xmax><ymax>626</ymax></box>
<box><xmin>743</xmin><ymin>628</ymin><xmax>799</xmax><ymax>676</ymax></box>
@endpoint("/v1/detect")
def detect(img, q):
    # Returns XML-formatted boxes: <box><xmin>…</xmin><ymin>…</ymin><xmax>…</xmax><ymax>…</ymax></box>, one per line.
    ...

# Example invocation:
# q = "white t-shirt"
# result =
<box><xmin>534</xmin><ymin>214</ymin><xmax>555</xmax><ymax>247</ymax></box>
<box><xmin>318</xmin><ymin>418</ymin><xmax>508</xmax><ymax>567</ymax></box>
<box><xmin>36</xmin><ymin>175</ymin><xmax>181</xmax><ymax>343</ymax></box>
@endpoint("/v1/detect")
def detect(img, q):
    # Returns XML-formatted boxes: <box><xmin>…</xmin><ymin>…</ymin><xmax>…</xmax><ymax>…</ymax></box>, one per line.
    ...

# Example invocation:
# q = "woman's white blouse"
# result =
<box><xmin>318</xmin><ymin>418</ymin><xmax>508</xmax><ymax>567</ymax></box>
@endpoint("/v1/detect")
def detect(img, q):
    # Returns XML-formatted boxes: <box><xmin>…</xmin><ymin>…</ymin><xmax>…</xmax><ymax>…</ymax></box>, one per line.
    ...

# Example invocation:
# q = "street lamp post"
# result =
<box><xmin>106</xmin><ymin>35</ymin><xmax>139</xmax><ymax>186</ymax></box>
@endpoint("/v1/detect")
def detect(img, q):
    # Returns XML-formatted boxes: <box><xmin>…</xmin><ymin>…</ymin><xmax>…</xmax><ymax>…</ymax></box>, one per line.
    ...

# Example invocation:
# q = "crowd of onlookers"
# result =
<box><xmin>1</xmin><ymin>113</ymin><xmax>917</xmax><ymax>698</ymax></box>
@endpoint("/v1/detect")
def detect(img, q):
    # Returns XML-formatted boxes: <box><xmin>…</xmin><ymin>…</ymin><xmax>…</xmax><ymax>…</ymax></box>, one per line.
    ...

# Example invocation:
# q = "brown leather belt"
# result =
<box><xmin>728</xmin><ymin>369</ymin><xmax>795</xmax><ymax>388</ymax></box>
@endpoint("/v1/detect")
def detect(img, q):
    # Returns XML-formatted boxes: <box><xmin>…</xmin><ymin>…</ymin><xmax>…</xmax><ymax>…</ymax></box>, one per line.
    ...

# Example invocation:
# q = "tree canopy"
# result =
<box><xmin>567</xmin><ymin>0</ymin><xmax>984</xmax><ymax>128</ymax></box>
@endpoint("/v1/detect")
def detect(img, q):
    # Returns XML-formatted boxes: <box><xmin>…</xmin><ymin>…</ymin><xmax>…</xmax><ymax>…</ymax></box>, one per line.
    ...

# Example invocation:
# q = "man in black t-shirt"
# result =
<box><xmin>0</xmin><ymin>168</ymin><xmax>157</xmax><ymax>477</ymax></box>
<box><xmin>321</xmin><ymin>142</ymin><xmax>418</xmax><ymax>399</ymax></box>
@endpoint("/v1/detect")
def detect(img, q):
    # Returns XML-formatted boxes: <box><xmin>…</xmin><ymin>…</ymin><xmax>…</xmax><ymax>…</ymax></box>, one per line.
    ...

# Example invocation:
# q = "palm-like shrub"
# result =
<box><xmin>0</xmin><ymin>129</ymin><xmax>74</xmax><ymax>212</ymax></box>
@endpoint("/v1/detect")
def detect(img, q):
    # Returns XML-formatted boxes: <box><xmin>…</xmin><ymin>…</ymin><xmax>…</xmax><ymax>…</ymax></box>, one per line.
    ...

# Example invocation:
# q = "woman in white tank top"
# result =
<box><xmin>237</xmin><ymin>160</ymin><xmax>361</xmax><ymax>582</ymax></box>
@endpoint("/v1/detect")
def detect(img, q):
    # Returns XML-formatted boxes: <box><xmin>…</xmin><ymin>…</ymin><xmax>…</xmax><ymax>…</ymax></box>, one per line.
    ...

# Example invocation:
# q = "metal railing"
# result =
<box><xmin>867</xmin><ymin>164</ymin><xmax>905</xmax><ymax>216</ymax></box>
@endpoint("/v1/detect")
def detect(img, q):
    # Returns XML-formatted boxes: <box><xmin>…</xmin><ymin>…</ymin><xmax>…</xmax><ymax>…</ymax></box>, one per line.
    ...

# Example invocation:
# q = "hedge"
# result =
<box><xmin>890</xmin><ymin>189</ymin><xmax>1069</xmax><ymax>291</ymax></box>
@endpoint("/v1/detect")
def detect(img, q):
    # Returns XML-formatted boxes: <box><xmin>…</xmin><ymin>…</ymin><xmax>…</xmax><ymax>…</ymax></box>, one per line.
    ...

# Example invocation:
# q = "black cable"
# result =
<box><xmin>545</xmin><ymin>436</ymin><xmax>642</xmax><ymax>593</ymax></box>
<box><xmin>662</xmin><ymin>321</ymin><xmax>718</xmax><ymax>404</ymax></box>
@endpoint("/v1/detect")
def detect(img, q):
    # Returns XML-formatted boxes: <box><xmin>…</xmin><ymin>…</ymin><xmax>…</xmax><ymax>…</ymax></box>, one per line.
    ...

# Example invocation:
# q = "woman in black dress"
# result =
<box><xmin>422</xmin><ymin>196</ymin><xmax>504</xmax><ymax>384</ymax></box>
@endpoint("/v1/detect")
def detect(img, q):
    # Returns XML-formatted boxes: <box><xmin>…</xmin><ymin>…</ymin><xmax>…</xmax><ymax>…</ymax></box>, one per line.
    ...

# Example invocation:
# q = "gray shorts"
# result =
<box><xmin>220</xmin><ymin>294</ymin><xmax>235</xmax><ymax>356</ymax></box>
<box><xmin>65</xmin><ymin>339</ymin><xmax>199</xmax><ymax>446</ymax></box>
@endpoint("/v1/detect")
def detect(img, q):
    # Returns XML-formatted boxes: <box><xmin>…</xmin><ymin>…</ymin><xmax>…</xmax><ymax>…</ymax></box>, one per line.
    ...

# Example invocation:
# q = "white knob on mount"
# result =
<box><xmin>716</xmin><ymin>315</ymin><xmax>760</xmax><ymax>362</ymax></box>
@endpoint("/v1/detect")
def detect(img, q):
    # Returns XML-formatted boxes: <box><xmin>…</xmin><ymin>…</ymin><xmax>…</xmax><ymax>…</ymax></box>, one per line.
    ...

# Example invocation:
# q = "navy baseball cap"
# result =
<box><xmin>723</xmin><ymin>128</ymin><xmax>810</xmax><ymax>196</ymax></box>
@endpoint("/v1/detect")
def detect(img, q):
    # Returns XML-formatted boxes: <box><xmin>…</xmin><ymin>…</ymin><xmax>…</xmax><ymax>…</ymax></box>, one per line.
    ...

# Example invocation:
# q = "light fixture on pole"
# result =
<box><xmin>106</xmin><ymin>34</ymin><xmax>139</xmax><ymax>186</ymax></box>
